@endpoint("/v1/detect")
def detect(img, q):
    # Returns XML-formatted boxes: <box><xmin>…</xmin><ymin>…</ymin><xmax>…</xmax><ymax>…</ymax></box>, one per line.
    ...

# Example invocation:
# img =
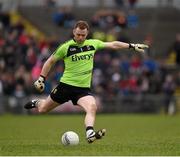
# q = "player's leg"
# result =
<box><xmin>78</xmin><ymin>95</ymin><xmax>97</xmax><ymax>127</ymax></box>
<box><xmin>24</xmin><ymin>96</ymin><xmax>59</xmax><ymax>113</ymax></box>
<box><xmin>77</xmin><ymin>95</ymin><xmax>106</xmax><ymax>143</ymax></box>
<box><xmin>24</xmin><ymin>83</ymin><xmax>67</xmax><ymax>113</ymax></box>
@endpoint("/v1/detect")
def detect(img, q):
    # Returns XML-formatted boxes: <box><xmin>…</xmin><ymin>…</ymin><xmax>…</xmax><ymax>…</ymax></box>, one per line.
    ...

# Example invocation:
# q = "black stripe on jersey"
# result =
<box><xmin>67</xmin><ymin>45</ymin><xmax>95</xmax><ymax>57</ymax></box>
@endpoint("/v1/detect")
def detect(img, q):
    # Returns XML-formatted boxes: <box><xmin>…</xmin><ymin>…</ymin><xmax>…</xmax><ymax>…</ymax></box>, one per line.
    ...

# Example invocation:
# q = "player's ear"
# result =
<box><xmin>85</xmin><ymin>30</ymin><xmax>89</xmax><ymax>38</ymax></box>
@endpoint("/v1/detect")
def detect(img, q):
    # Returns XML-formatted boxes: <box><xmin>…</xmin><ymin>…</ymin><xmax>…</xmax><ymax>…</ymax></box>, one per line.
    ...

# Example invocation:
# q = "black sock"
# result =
<box><xmin>86</xmin><ymin>126</ymin><xmax>94</xmax><ymax>131</ymax></box>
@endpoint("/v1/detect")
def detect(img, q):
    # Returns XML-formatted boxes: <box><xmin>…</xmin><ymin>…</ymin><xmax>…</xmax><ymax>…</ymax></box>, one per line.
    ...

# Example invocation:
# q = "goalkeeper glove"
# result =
<box><xmin>129</xmin><ymin>43</ymin><xmax>149</xmax><ymax>53</ymax></box>
<box><xmin>34</xmin><ymin>75</ymin><xmax>45</xmax><ymax>93</ymax></box>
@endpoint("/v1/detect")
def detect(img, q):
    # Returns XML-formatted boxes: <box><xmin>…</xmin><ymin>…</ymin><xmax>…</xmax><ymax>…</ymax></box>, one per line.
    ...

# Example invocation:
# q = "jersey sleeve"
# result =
<box><xmin>93</xmin><ymin>39</ymin><xmax>105</xmax><ymax>50</ymax></box>
<box><xmin>52</xmin><ymin>43</ymin><xmax>67</xmax><ymax>60</ymax></box>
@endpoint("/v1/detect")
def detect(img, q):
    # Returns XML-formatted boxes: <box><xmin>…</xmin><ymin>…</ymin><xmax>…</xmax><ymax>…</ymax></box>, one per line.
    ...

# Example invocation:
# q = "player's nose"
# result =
<box><xmin>79</xmin><ymin>36</ymin><xmax>83</xmax><ymax>40</ymax></box>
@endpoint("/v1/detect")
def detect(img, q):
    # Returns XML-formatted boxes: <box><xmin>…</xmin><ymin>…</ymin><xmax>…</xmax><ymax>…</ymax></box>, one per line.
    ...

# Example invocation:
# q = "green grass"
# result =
<box><xmin>0</xmin><ymin>114</ymin><xmax>180</xmax><ymax>156</ymax></box>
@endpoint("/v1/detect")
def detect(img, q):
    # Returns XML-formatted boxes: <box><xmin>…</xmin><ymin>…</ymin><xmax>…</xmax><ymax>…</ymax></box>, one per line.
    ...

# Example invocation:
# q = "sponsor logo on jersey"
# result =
<box><xmin>72</xmin><ymin>53</ymin><xmax>94</xmax><ymax>61</ymax></box>
<box><xmin>70</xmin><ymin>47</ymin><xmax>77</xmax><ymax>51</ymax></box>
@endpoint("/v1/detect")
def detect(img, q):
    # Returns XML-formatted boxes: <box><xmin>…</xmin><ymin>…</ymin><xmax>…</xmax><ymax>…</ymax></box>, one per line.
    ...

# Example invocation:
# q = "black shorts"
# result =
<box><xmin>50</xmin><ymin>82</ymin><xmax>93</xmax><ymax>105</ymax></box>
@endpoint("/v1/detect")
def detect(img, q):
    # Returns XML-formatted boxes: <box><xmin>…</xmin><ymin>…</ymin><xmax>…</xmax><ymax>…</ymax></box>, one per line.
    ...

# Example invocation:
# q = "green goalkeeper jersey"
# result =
<box><xmin>53</xmin><ymin>39</ymin><xmax>105</xmax><ymax>88</ymax></box>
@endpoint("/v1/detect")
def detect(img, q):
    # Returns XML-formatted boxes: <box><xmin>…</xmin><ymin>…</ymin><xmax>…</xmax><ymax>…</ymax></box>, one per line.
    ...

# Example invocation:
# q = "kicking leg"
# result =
<box><xmin>24</xmin><ymin>96</ymin><xmax>59</xmax><ymax>113</ymax></box>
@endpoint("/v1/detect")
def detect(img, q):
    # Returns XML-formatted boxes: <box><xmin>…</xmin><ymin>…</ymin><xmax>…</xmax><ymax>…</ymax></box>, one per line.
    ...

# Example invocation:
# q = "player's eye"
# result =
<box><xmin>77</xmin><ymin>34</ymin><xmax>85</xmax><ymax>37</ymax></box>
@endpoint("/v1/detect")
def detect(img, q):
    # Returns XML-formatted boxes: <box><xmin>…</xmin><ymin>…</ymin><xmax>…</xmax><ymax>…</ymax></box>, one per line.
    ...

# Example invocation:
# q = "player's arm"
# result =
<box><xmin>104</xmin><ymin>41</ymin><xmax>148</xmax><ymax>53</ymax></box>
<box><xmin>34</xmin><ymin>41</ymin><xmax>66</xmax><ymax>92</ymax></box>
<box><xmin>40</xmin><ymin>55</ymin><xmax>57</xmax><ymax>78</ymax></box>
<box><xmin>34</xmin><ymin>55</ymin><xmax>58</xmax><ymax>92</ymax></box>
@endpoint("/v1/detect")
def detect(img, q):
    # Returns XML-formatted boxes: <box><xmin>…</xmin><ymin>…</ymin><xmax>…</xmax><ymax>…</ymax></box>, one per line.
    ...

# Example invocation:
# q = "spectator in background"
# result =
<box><xmin>52</xmin><ymin>7</ymin><xmax>65</xmax><ymax>26</ymax></box>
<box><xmin>162</xmin><ymin>74</ymin><xmax>176</xmax><ymax>115</ymax></box>
<box><xmin>128</xmin><ymin>0</ymin><xmax>138</xmax><ymax>9</ymax></box>
<box><xmin>171</xmin><ymin>33</ymin><xmax>180</xmax><ymax>66</ymax></box>
<box><xmin>127</xmin><ymin>10</ymin><xmax>139</xmax><ymax>28</ymax></box>
<box><xmin>143</xmin><ymin>33</ymin><xmax>154</xmax><ymax>55</ymax></box>
<box><xmin>116</xmin><ymin>11</ymin><xmax>127</xmax><ymax>29</ymax></box>
<box><xmin>53</xmin><ymin>6</ymin><xmax>75</xmax><ymax>28</ymax></box>
<box><xmin>120</xmin><ymin>55</ymin><xmax>130</xmax><ymax>75</ymax></box>
<box><xmin>0</xmin><ymin>11</ymin><xmax>10</xmax><ymax>28</ymax></box>
<box><xmin>12</xmin><ymin>20</ymin><xmax>25</xmax><ymax>35</ymax></box>
<box><xmin>142</xmin><ymin>54</ymin><xmax>158</xmax><ymax>76</ymax></box>
<box><xmin>115</xmin><ymin>0</ymin><xmax>124</xmax><ymax>8</ymax></box>
<box><xmin>129</xmin><ymin>55</ymin><xmax>142</xmax><ymax>75</ymax></box>
<box><xmin>91</xmin><ymin>10</ymin><xmax>127</xmax><ymax>30</ymax></box>
<box><xmin>63</xmin><ymin>6</ymin><xmax>75</xmax><ymax>28</ymax></box>
<box><xmin>44</xmin><ymin>0</ymin><xmax>56</xmax><ymax>10</ymax></box>
<box><xmin>1</xmin><ymin>71</ymin><xmax>15</xmax><ymax>95</ymax></box>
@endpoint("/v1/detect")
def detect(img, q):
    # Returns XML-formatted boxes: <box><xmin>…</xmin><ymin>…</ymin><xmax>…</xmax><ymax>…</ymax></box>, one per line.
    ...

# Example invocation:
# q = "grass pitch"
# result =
<box><xmin>0</xmin><ymin>114</ymin><xmax>180</xmax><ymax>156</ymax></box>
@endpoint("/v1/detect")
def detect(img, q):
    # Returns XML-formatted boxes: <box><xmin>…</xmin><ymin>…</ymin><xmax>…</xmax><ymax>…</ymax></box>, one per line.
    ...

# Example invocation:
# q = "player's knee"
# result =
<box><xmin>38</xmin><ymin>105</ymin><xmax>48</xmax><ymax>113</ymax></box>
<box><xmin>89</xmin><ymin>103</ymin><xmax>97</xmax><ymax>113</ymax></box>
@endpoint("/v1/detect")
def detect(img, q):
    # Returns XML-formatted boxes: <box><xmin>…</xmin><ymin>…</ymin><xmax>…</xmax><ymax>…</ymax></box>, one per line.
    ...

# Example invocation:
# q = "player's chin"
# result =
<box><xmin>77</xmin><ymin>40</ymin><xmax>84</xmax><ymax>44</ymax></box>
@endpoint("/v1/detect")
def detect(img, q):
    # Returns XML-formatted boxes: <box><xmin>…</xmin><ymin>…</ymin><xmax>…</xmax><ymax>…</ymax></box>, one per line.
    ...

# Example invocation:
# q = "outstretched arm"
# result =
<box><xmin>104</xmin><ymin>41</ymin><xmax>149</xmax><ymax>53</ymax></box>
<box><xmin>34</xmin><ymin>55</ymin><xmax>58</xmax><ymax>92</ymax></box>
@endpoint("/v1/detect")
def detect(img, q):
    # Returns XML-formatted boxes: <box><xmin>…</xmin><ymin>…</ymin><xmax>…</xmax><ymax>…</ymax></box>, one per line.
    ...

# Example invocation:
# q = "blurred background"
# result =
<box><xmin>0</xmin><ymin>0</ymin><xmax>180</xmax><ymax>115</ymax></box>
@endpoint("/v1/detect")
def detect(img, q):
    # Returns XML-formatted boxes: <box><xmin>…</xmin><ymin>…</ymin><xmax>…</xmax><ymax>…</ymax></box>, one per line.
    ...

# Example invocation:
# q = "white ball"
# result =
<box><xmin>61</xmin><ymin>131</ymin><xmax>79</xmax><ymax>146</ymax></box>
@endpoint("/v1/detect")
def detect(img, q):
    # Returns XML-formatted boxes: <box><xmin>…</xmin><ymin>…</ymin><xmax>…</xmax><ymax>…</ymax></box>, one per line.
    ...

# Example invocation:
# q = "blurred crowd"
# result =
<box><xmin>51</xmin><ymin>0</ymin><xmax>138</xmax><ymax>29</ymax></box>
<box><xmin>0</xmin><ymin>11</ymin><xmax>61</xmax><ymax>98</ymax></box>
<box><xmin>0</xmin><ymin>9</ymin><xmax>180</xmax><ymax>114</ymax></box>
<box><xmin>90</xmin><ymin>9</ymin><xmax>138</xmax><ymax>30</ymax></box>
<box><xmin>52</xmin><ymin>6</ymin><xmax>75</xmax><ymax>28</ymax></box>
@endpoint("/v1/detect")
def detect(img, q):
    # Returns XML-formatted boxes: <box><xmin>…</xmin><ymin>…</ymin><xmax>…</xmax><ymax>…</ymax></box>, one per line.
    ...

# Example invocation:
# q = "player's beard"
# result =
<box><xmin>75</xmin><ymin>38</ymin><xmax>85</xmax><ymax>44</ymax></box>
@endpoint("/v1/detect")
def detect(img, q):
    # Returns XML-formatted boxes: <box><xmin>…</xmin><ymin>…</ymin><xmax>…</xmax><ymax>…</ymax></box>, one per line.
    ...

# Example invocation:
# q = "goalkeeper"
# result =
<box><xmin>24</xmin><ymin>20</ymin><xmax>148</xmax><ymax>143</ymax></box>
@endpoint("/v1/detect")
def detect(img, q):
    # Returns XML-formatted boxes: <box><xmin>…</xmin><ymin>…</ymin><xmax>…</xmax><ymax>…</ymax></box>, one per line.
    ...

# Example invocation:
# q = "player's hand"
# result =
<box><xmin>34</xmin><ymin>75</ymin><xmax>45</xmax><ymax>92</ymax></box>
<box><xmin>129</xmin><ymin>43</ymin><xmax>149</xmax><ymax>53</ymax></box>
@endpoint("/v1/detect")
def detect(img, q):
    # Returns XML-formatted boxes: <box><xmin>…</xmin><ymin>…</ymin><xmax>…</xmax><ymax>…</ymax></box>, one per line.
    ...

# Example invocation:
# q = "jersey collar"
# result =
<box><xmin>72</xmin><ymin>38</ymin><xmax>85</xmax><ymax>46</ymax></box>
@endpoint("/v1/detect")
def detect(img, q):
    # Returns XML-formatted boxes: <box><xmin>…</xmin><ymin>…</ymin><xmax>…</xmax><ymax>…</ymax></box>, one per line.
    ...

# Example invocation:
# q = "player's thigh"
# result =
<box><xmin>40</xmin><ymin>95</ymin><xmax>60</xmax><ymax>112</ymax></box>
<box><xmin>77</xmin><ymin>95</ymin><xmax>97</xmax><ymax>112</ymax></box>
